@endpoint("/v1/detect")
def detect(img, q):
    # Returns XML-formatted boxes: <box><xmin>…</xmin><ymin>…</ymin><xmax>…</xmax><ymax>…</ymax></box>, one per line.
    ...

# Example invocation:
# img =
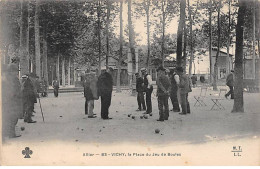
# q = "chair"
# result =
<box><xmin>210</xmin><ymin>89</ymin><xmax>227</xmax><ymax>110</ymax></box>
<box><xmin>194</xmin><ymin>86</ymin><xmax>208</xmax><ymax>107</ymax></box>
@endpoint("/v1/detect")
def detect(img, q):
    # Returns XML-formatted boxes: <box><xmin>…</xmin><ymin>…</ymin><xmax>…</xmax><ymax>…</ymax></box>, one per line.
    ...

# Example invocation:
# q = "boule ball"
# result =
<box><xmin>143</xmin><ymin>115</ymin><xmax>148</xmax><ymax>119</ymax></box>
<box><xmin>132</xmin><ymin>115</ymin><xmax>135</xmax><ymax>119</ymax></box>
<box><xmin>155</xmin><ymin>129</ymin><xmax>160</xmax><ymax>134</ymax></box>
<box><xmin>128</xmin><ymin>114</ymin><xmax>131</xmax><ymax>117</ymax></box>
<box><xmin>21</xmin><ymin>127</ymin><xmax>25</xmax><ymax>131</ymax></box>
<box><xmin>149</xmin><ymin>113</ymin><xmax>152</xmax><ymax>116</ymax></box>
<box><xmin>140</xmin><ymin>116</ymin><xmax>143</xmax><ymax>119</ymax></box>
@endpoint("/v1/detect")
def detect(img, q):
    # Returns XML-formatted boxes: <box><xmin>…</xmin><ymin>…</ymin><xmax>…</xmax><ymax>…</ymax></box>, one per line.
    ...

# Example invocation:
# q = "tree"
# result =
<box><xmin>134</xmin><ymin>0</ymin><xmax>152</xmax><ymax>69</ymax></box>
<box><xmin>176</xmin><ymin>0</ymin><xmax>186</xmax><ymax>68</ymax></box>
<box><xmin>20</xmin><ymin>0</ymin><xmax>29</xmax><ymax>76</ymax></box>
<box><xmin>187</xmin><ymin>0</ymin><xmax>199</xmax><ymax>76</ymax></box>
<box><xmin>212</xmin><ymin>0</ymin><xmax>222</xmax><ymax>91</ymax></box>
<box><xmin>35</xmin><ymin>0</ymin><xmax>41</xmax><ymax>79</ymax></box>
<box><xmin>106</xmin><ymin>0</ymin><xmax>111</xmax><ymax>70</ymax></box>
<box><xmin>116</xmin><ymin>1</ymin><xmax>123</xmax><ymax>93</ymax></box>
<box><xmin>232</xmin><ymin>0</ymin><xmax>247</xmax><ymax>113</ymax></box>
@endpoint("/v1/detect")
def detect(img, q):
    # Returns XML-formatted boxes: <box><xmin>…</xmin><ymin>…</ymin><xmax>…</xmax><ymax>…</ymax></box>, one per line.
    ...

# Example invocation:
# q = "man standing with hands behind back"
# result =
<box><xmin>97</xmin><ymin>67</ymin><xmax>113</xmax><ymax>120</ymax></box>
<box><xmin>140</xmin><ymin>68</ymin><xmax>153</xmax><ymax>115</ymax></box>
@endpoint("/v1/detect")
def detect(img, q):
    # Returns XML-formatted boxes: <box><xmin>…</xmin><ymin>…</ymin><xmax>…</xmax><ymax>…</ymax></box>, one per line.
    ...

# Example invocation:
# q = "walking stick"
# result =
<box><xmin>38</xmin><ymin>97</ymin><xmax>45</xmax><ymax>122</ymax></box>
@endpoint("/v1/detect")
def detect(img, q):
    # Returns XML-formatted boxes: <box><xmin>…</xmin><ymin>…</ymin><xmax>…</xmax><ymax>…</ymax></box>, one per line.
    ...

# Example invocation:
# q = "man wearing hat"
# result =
<box><xmin>2</xmin><ymin>64</ymin><xmax>23</xmax><ymax>139</ymax></box>
<box><xmin>140</xmin><ymin>68</ymin><xmax>153</xmax><ymax>114</ymax></box>
<box><xmin>52</xmin><ymin>79</ymin><xmax>59</xmax><ymax>97</ymax></box>
<box><xmin>225</xmin><ymin>70</ymin><xmax>234</xmax><ymax>99</ymax></box>
<box><xmin>156</xmin><ymin>66</ymin><xmax>171</xmax><ymax>121</ymax></box>
<box><xmin>135</xmin><ymin>72</ymin><xmax>146</xmax><ymax>111</ymax></box>
<box><xmin>97</xmin><ymin>67</ymin><xmax>113</xmax><ymax>120</ymax></box>
<box><xmin>22</xmin><ymin>73</ymin><xmax>37</xmax><ymax>123</ymax></box>
<box><xmin>176</xmin><ymin>67</ymin><xmax>191</xmax><ymax>115</ymax></box>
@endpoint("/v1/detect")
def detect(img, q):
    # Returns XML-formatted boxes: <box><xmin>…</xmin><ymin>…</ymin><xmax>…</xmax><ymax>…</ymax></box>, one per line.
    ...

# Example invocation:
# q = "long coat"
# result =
<box><xmin>84</xmin><ymin>74</ymin><xmax>98</xmax><ymax>101</ymax></box>
<box><xmin>97</xmin><ymin>72</ymin><xmax>113</xmax><ymax>96</ymax></box>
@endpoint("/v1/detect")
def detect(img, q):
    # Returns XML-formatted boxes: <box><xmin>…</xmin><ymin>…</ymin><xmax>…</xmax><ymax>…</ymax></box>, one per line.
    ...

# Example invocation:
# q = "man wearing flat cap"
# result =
<box><xmin>140</xmin><ymin>68</ymin><xmax>153</xmax><ymax>114</ymax></box>
<box><xmin>156</xmin><ymin>66</ymin><xmax>171</xmax><ymax>121</ymax></box>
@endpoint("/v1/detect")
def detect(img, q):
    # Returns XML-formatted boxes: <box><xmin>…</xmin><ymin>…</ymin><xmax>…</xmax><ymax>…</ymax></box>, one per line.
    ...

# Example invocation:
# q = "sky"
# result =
<box><xmin>114</xmin><ymin>2</ymin><xmax>179</xmax><ymax>46</ymax></box>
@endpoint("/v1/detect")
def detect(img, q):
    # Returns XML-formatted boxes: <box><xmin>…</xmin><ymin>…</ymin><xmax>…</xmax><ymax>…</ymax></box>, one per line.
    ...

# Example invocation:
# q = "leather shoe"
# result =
<box><xmin>103</xmin><ymin>117</ymin><xmax>112</xmax><ymax>120</ymax></box>
<box><xmin>27</xmin><ymin>120</ymin><xmax>37</xmax><ymax>123</ymax></box>
<box><xmin>179</xmin><ymin>113</ymin><xmax>186</xmax><ymax>115</ymax></box>
<box><xmin>88</xmin><ymin>116</ymin><xmax>97</xmax><ymax>118</ymax></box>
<box><xmin>157</xmin><ymin>119</ymin><xmax>164</xmax><ymax>122</ymax></box>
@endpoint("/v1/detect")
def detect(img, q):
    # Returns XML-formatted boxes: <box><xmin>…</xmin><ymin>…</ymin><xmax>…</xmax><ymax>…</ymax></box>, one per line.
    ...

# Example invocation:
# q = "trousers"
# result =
<box><xmin>101</xmin><ymin>92</ymin><xmax>112</xmax><ymax>119</ymax></box>
<box><xmin>170</xmin><ymin>90</ymin><xmax>180</xmax><ymax>111</ymax></box>
<box><xmin>226</xmin><ymin>86</ymin><xmax>234</xmax><ymax>99</ymax></box>
<box><xmin>180</xmin><ymin>93</ymin><xmax>190</xmax><ymax>114</ymax></box>
<box><xmin>137</xmin><ymin>92</ymin><xmax>146</xmax><ymax>110</ymax></box>
<box><xmin>158</xmin><ymin>95</ymin><xmax>169</xmax><ymax>120</ymax></box>
<box><xmin>145</xmin><ymin>87</ymin><xmax>153</xmax><ymax>113</ymax></box>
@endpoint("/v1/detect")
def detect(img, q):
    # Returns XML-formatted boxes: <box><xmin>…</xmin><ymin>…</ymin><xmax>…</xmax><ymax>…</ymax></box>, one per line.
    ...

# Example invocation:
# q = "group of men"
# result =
<box><xmin>2</xmin><ymin>64</ymin><xmax>38</xmax><ymax>141</ymax></box>
<box><xmin>135</xmin><ymin>66</ymin><xmax>192</xmax><ymax>122</ymax></box>
<box><xmin>83</xmin><ymin>68</ymin><xmax>113</xmax><ymax>120</ymax></box>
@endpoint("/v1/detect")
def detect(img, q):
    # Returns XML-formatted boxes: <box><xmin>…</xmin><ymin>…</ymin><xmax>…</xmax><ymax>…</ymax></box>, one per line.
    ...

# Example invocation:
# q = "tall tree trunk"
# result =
<box><xmin>128</xmin><ymin>0</ymin><xmax>135</xmax><ymax>73</ymax></box>
<box><xmin>146</xmin><ymin>0</ymin><xmax>151</xmax><ymax>70</ymax></box>
<box><xmin>20</xmin><ymin>0</ymin><xmax>29</xmax><ymax>77</ymax></box>
<box><xmin>213</xmin><ymin>0</ymin><xmax>221</xmax><ymax>91</ymax></box>
<box><xmin>176</xmin><ymin>0</ymin><xmax>185</xmax><ymax>68</ymax></box>
<box><xmin>56</xmin><ymin>52</ymin><xmax>60</xmax><ymax>84</ymax></box>
<box><xmin>97</xmin><ymin>0</ymin><xmax>101</xmax><ymax>75</ymax></box>
<box><xmin>161</xmin><ymin>0</ymin><xmax>166</xmax><ymax>67</ymax></box>
<box><xmin>188</xmin><ymin>0</ymin><xmax>193</xmax><ymax>76</ymax></box>
<box><xmin>0</xmin><ymin>1</ymin><xmax>7</xmax><ymax>64</ymax></box>
<box><xmin>35</xmin><ymin>0</ymin><xmax>41</xmax><ymax>79</ymax></box>
<box><xmin>226</xmin><ymin>0</ymin><xmax>231</xmax><ymax>75</ymax></box>
<box><xmin>106</xmin><ymin>0</ymin><xmax>110</xmax><ymax>71</ymax></box>
<box><xmin>209</xmin><ymin>0</ymin><xmax>213</xmax><ymax>83</ymax></box>
<box><xmin>116</xmin><ymin>1</ymin><xmax>123</xmax><ymax>93</ymax></box>
<box><xmin>183</xmin><ymin>13</ymin><xmax>187</xmax><ymax>73</ymax></box>
<box><xmin>27</xmin><ymin>0</ymin><xmax>30</xmax><ymax>71</ymax></box>
<box><xmin>232</xmin><ymin>0</ymin><xmax>246</xmax><ymax>113</ymax></box>
<box><xmin>68</xmin><ymin>56</ymin><xmax>71</xmax><ymax>86</ymax></box>
<box><xmin>62</xmin><ymin>57</ymin><xmax>65</xmax><ymax>87</ymax></box>
<box><xmin>252</xmin><ymin>0</ymin><xmax>256</xmax><ymax>79</ymax></box>
<box><xmin>43</xmin><ymin>24</ymin><xmax>48</xmax><ymax>86</ymax></box>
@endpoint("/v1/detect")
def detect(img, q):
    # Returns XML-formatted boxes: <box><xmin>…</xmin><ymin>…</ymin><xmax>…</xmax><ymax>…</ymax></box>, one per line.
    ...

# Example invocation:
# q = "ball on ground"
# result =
<box><xmin>155</xmin><ymin>129</ymin><xmax>160</xmax><ymax>134</ymax></box>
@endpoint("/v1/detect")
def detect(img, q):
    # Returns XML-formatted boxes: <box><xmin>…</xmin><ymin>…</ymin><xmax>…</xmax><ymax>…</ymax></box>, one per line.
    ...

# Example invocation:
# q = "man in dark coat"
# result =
<box><xmin>141</xmin><ymin>68</ymin><xmax>153</xmax><ymax>114</ymax></box>
<box><xmin>135</xmin><ymin>73</ymin><xmax>146</xmax><ymax>111</ymax></box>
<box><xmin>52</xmin><ymin>79</ymin><xmax>59</xmax><ymax>97</ymax></box>
<box><xmin>191</xmin><ymin>74</ymin><xmax>197</xmax><ymax>88</ymax></box>
<box><xmin>169</xmin><ymin>69</ymin><xmax>180</xmax><ymax>112</ymax></box>
<box><xmin>22</xmin><ymin>74</ymin><xmax>37</xmax><ymax>123</ymax></box>
<box><xmin>225</xmin><ymin>70</ymin><xmax>234</xmax><ymax>99</ymax></box>
<box><xmin>2</xmin><ymin>64</ymin><xmax>23</xmax><ymax>140</ymax></box>
<box><xmin>97</xmin><ymin>67</ymin><xmax>113</xmax><ymax>120</ymax></box>
<box><xmin>176</xmin><ymin>67</ymin><xmax>191</xmax><ymax>115</ymax></box>
<box><xmin>156</xmin><ymin>66</ymin><xmax>171</xmax><ymax>121</ymax></box>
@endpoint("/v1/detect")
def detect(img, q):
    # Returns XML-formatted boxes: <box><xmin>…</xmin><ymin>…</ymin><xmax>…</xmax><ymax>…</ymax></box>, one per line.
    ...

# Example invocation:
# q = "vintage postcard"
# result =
<box><xmin>0</xmin><ymin>0</ymin><xmax>260</xmax><ymax>166</ymax></box>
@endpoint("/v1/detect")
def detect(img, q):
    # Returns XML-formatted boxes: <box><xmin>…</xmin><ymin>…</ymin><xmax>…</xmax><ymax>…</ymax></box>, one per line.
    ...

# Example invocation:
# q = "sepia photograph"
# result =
<box><xmin>0</xmin><ymin>0</ymin><xmax>260</xmax><ymax>166</ymax></box>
